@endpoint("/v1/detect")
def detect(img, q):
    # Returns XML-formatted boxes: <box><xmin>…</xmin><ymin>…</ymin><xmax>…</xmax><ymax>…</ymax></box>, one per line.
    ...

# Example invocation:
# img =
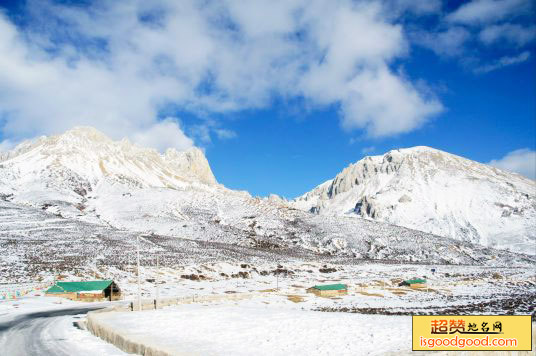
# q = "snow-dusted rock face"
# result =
<box><xmin>0</xmin><ymin>126</ymin><xmax>216</xmax><ymax>199</ymax></box>
<box><xmin>292</xmin><ymin>146</ymin><xmax>536</xmax><ymax>254</ymax></box>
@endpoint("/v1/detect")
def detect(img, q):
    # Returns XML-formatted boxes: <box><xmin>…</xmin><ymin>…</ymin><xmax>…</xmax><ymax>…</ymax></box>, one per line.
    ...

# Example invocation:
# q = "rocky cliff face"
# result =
<box><xmin>292</xmin><ymin>146</ymin><xmax>536</xmax><ymax>254</ymax></box>
<box><xmin>0</xmin><ymin>126</ymin><xmax>217</xmax><ymax>194</ymax></box>
<box><xmin>163</xmin><ymin>147</ymin><xmax>216</xmax><ymax>186</ymax></box>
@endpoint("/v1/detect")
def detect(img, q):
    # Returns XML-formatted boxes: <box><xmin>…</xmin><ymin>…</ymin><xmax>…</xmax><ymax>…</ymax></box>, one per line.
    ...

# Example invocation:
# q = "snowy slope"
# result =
<box><xmin>292</xmin><ymin>146</ymin><xmax>536</xmax><ymax>254</ymax></box>
<box><xmin>1</xmin><ymin>198</ymin><xmax>534</xmax><ymax>283</ymax></box>
<box><xmin>0</xmin><ymin>128</ymin><xmax>534</xmax><ymax>281</ymax></box>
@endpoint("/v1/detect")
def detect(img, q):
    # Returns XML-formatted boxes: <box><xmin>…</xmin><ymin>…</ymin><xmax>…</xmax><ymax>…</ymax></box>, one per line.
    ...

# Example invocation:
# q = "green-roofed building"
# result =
<box><xmin>398</xmin><ymin>278</ymin><xmax>427</xmax><ymax>288</ymax></box>
<box><xmin>306</xmin><ymin>283</ymin><xmax>348</xmax><ymax>297</ymax></box>
<box><xmin>46</xmin><ymin>280</ymin><xmax>121</xmax><ymax>301</ymax></box>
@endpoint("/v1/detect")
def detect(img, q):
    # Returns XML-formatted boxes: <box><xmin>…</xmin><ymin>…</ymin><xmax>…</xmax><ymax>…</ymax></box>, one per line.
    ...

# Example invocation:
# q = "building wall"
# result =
<box><xmin>45</xmin><ymin>292</ymin><xmax>77</xmax><ymax>300</ymax></box>
<box><xmin>307</xmin><ymin>289</ymin><xmax>348</xmax><ymax>297</ymax></box>
<box><xmin>78</xmin><ymin>292</ymin><xmax>105</xmax><ymax>301</ymax></box>
<box><xmin>410</xmin><ymin>283</ymin><xmax>427</xmax><ymax>289</ymax></box>
<box><xmin>46</xmin><ymin>291</ymin><xmax>120</xmax><ymax>301</ymax></box>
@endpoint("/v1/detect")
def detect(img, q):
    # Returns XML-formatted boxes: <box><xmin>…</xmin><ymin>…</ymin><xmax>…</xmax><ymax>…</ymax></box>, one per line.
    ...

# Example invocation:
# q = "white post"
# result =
<box><xmin>155</xmin><ymin>255</ymin><xmax>159</xmax><ymax>309</ymax></box>
<box><xmin>137</xmin><ymin>235</ymin><xmax>141</xmax><ymax>311</ymax></box>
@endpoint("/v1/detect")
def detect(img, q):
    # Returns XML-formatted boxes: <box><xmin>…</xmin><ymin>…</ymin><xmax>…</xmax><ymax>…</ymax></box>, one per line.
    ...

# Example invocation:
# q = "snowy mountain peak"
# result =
<box><xmin>61</xmin><ymin>126</ymin><xmax>112</xmax><ymax>142</ymax></box>
<box><xmin>391</xmin><ymin>145</ymin><xmax>439</xmax><ymax>153</ymax></box>
<box><xmin>0</xmin><ymin>127</ymin><xmax>217</xmax><ymax>201</ymax></box>
<box><xmin>293</xmin><ymin>146</ymin><xmax>536</xmax><ymax>254</ymax></box>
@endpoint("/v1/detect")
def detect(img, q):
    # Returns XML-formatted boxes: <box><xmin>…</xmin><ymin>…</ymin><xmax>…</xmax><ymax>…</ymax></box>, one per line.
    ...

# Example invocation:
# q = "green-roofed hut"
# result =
<box><xmin>46</xmin><ymin>280</ymin><xmax>121</xmax><ymax>301</ymax></box>
<box><xmin>306</xmin><ymin>283</ymin><xmax>348</xmax><ymax>297</ymax></box>
<box><xmin>399</xmin><ymin>278</ymin><xmax>427</xmax><ymax>289</ymax></box>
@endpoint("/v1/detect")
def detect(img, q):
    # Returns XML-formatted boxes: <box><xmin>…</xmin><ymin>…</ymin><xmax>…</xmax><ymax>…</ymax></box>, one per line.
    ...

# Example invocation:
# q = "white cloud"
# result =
<box><xmin>189</xmin><ymin>125</ymin><xmax>212</xmax><ymax>145</ymax></box>
<box><xmin>186</xmin><ymin>122</ymin><xmax>237</xmax><ymax>143</ymax></box>
<box><xmin>411</xmin><ymin>1</ymin><xmax>534</xmax><ymax>72</ymax></box>
<box><xmin>339</xmin><ymin>66</ymin><xmax>443</xmax><ymax>137</ymax></box>
<box><xmin>447</xmin><ymin>0</ymin><xmax>530</xmax><ymax>25</ymax></box>
<box><xmin>131</xmin><ymin>119</ymin><xmax>193</xmax><ymax>152</ymax></box>
<box><xmin>296</xmin><ymin>2</ymin><xmax>442</xmax><ymax>136</ymax></box>
<box><xmin>385</xmin><ymin>0</ymin><xmax>442</xmax><ymax>15</ymax></box>
<box><xmin>415</xmin><ymin>27</ymin><xmax>471</xmax><ymax>57</ymax></box>
<box><xmin>361</xmin><ymin>146</ymin><xmax>376</xmax><ymax>154</ymax></box>
<box><xmin>489</xmin><ymin>148</ymin><xmax>536</xmax><ymax>179</ymax></box>
<box><xmin>479</xmin><ymin>23</ymin><xmax>536</xmax><ymax>46</ymax></box>
<box><xmin>0</xmin><ymin>0</ymin><xmax>443</xmax><ymax>148</ymax></box>
<box><xmin>474</xmin><ymin>51</ymin><xmax>530</xmax><ymax>73</ymax></box>
<box><xmin>214</xmin><ymin>129</ymin><xmax>237</xmax><ymax>140</ymax></box>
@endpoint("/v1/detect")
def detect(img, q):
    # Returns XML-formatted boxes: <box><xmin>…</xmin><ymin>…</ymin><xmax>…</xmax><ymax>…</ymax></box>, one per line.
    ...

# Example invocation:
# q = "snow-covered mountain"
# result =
<box><xmin>0</xmin><ymin>128</ymin><xmax>534</xmax><ymax>281</ymax></box>
<box><xmin>292</xmin><ymin>146</ymin><xmax>536</xmax><ymax>255</ymax></box>
<box><xmin>0</xmin><ymin>127</ymin><xmax>216</xmax><ymax>209</ymax></box>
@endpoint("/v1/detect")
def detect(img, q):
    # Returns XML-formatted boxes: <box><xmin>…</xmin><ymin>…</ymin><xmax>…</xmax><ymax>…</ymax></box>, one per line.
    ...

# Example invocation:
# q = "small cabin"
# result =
<box><xmin>399</xmin><ymin>278</ymin><xmax>427</xmax><ymax>289</ymax></box>
<box><xmin>307</xmin><ymin>283</ymin><xmax>348</xmax><ymax>297</ymax></box>
<box><xmin>46</xmin><ymin>280</ymin><xmax>121</xmax><ymax>301</ymax></box>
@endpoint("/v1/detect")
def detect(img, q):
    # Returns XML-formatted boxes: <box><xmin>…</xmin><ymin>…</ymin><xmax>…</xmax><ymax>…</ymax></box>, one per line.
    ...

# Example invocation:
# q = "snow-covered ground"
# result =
<box><xmin>2</xmin><ymin>260</ymin><xmax>534</xmax><ymax>355</ymax></box>
<box><xmin>89</xmin><ymin>263</ymin><xmax>536</xmax><ymax>356</ymax></box>
<box><xmin>5</xmin><ymin>258</ymin><xmax>535</xmax><ymax>316</ymax></box>
<box><xmin>93</xmin><ymin>298</ymin><xmax>412</xmax><ymax>356</ymax></box>
<box><xmin>84</xmin><ymin>260</ymin><xmax>536</xmax><ymax>355</ymax></box>
<box><xmin>2</xmin><ymin>195</ymin><xmax>534</xmax><ymax>284</ymax></box>
<box><xmin>117</xmin><ymin>262</ymin><xmax>536</xmax><ymax>316</ymax></box>
<box><xmin>0</xmin><ymin>293</ymin><xmax>127</xmax><ymax>355</ymax></box>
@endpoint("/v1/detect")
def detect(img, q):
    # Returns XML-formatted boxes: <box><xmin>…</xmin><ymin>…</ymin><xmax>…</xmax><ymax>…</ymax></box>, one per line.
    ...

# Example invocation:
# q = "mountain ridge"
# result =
<box><xmin>0</xmin><ymin>126</ymin><xmax>217</xmax><ymax>191</ymax></box>
<box><xmin>292</xmin><ymin>146</ymin><xmax>536</xmax><ymax>254</ymax></box>
<box><xmin>0</xmin><ymin>127</ymin><xmax>533</xmax><ymax>274</ymax></box>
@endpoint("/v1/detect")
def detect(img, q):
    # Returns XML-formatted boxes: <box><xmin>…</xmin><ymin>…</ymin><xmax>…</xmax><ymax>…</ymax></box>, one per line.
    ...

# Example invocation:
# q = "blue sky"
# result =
<box><xmin>0</xmin><ymin>0</ymin><xmax>534</xmax><ymax>197</ymax></box>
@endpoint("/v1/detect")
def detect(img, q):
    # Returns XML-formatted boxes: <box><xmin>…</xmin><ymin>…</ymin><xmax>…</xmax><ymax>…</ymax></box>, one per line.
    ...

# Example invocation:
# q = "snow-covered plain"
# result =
<box><xmin>118</xmin><ymin>262</ymin><xmax>536</xmax><ymax>317</ymax></box>
<box><xmin>93</xmin><ymin>299</ymin><xmax>412</xmax><ymax>356</ymax></box>
<box><xmin>89</xmin><ymin>260</ymin><xmax>536</xmax><ymax>356</ymax></box>
<box><xmin>2</xmin><ymin>260</ymin><xmax>534</xmax><ymax>355</ymax></box>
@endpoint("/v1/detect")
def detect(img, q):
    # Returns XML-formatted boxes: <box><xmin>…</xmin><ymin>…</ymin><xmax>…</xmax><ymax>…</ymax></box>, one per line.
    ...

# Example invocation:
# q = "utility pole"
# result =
<box><xmin>137</xmin><ymin>235</ymin><xmax>141</xmax><ymax>312</ymax></box>
<box><xmin>155</xmin><ymin>255</ymin><xmax>159</xmax><ymax>310</ymax></box>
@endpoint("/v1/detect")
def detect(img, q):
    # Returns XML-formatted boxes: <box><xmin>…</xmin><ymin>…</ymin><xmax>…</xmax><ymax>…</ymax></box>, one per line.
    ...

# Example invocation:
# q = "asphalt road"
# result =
<box><xmin>0</xmin><ymin>306</ymin><xmax>111</xmax><ymax>356</ymax></box>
